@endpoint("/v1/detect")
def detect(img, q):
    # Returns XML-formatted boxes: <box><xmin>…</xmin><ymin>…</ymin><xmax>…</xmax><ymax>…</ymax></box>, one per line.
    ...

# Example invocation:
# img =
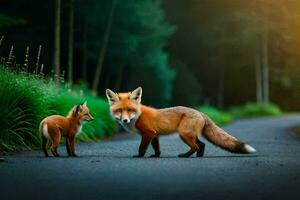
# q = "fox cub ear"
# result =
<box><xmin>130</xmin><ymin>87</ymin><xmax>142</xmax><ymax>103</ymax></box>
<box><xmin>106</xmin><ymin>89</ymin><xmax>119</xmax><ymax>104</ymax></box>
<box><xmin>81</xmin><ymin>101</ymin><xmax>87</xmax><ymax>107</ymax></box>
<box><xmin>74</xmin><ymin>105</ymin><xmax>81</xmax><ymax>115</ymax></box>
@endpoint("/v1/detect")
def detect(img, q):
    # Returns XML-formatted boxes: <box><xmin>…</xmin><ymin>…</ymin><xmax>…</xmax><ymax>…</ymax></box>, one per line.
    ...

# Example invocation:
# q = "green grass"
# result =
<box><xmin>0</xmin><ymin>66</ymin><xmax>117</xmax><ymax>152</ymax></box>
<box><xmin>229</xmin><ymin>102</ymin><xmax>281</xmax><ymax>118</ymax></box>
<box><xmin>197</xmin><ymin>102</ymin><xmax>282</xmax><ymax>126</ymax></box>
<box><xmin>197</xmin><ymin>105</ymin><xmax>233</xmax><ymax>125</ymax></box>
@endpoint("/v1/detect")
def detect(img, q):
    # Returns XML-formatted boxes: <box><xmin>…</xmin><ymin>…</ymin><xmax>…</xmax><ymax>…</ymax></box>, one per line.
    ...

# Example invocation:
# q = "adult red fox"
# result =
<box><xmin>106</xmin><ymin>87</ymin><xmax>256</xmax><ymax>157</ymax></box>
<box><xmin>39</xmin><ymin>101</ymin><xmax>94</xmax><ymax>157</ymax></box>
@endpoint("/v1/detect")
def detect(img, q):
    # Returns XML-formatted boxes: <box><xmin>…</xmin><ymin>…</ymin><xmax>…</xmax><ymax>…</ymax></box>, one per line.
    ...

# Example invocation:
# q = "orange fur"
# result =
<box><xmin>106</xmin><ymin>87</ymin><xmax>256</xmax><ymax>157</ymax></box>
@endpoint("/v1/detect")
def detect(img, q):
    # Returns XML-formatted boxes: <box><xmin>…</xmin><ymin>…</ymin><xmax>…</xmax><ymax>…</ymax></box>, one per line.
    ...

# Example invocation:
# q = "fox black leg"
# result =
<box><xmin>178</xmin><ymin>149</ymin><xmax>197</xmax><ymax>158</ymax></box>
<box><xmin>41</xmin><ymin>136</ymin><xmax>49</xmax><ymax>157</ymax></box>
<box><xmin>196</xmin><ymin>138</ymin><xmax>205</xmax><ymax>157</ymax></box>
<box><xmin>133</xmin><ymin>134</ymin><xmax>153</xmax><ymax>158</ymax></box>
<box><xmin>150</xmin><ymin>137</ymin><xmax>161</xmax><ymax>158</ymax></box>
<box><xmin>178</xmin><ymin>134</ymin><xmax>199</xmax><ymax>158</ymax></box>
<box><xmin>51</xmin><ymin>147</ymin><xmax>60</xmax><ymax>157</ymax></box>
<box><xmin>69</xmin><ymin>137</ymin><xmax>78</xmax><ymax>157</ymax></box>
<box><xmin>66</xmin><ymin>138</ymin><xmax>72</xmax><ymax>156</ymax></box>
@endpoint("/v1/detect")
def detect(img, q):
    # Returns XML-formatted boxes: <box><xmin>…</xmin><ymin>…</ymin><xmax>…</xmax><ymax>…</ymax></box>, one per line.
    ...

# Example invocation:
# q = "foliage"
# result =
<box><xmin>197</xmin><ymin>102</ymin><xmax>282</xmax><ymax>126</ymax></box>
<box><xmin>171</xmin><ymin>61</ymin><xmax>202</xmax><ymax>107</ymax></box>
<box><xmin>197</xmin><ymin>105</ymin><xmax>233</xmax><ymax>126</ymax></box>
<box><xmin>0</xmin><ymin>66</ymin><xmax>117</xmax><ymax>152</ymax></box>
<box><xmin>229</xmin><ymin>102</ymin><xmax>281</xmax><ymax>118</ymax></box>
<box><xmin>76</xmin><ymin>0</ymin><xmax>176</xmax><ymax>106</ymax></box>
<box><xmin>162</xmin><ymin>0</ymin><xmax>300</xmax><ymax>110</ymax></box>
<box><xmin>0</xmin><ymin>14</ymin><xmax>26</xmax><ymax>27</ymax></box>
<box><xmin>0</xmin><ymin>67</ymin><xmax>46</xmax><ymax>151</ymax></box>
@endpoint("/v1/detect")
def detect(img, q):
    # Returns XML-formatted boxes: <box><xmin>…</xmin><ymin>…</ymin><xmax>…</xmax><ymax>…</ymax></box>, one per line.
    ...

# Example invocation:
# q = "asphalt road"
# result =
<box><xmin>1</xmin><ymin>115</ymin><xmax>300</xmax><ymax>200</ymax></box>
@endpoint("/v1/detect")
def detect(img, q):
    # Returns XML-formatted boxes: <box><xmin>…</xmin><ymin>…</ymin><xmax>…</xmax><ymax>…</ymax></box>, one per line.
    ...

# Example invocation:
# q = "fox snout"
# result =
<box><xmin>88</xmin><ymin>114</ymin><xmax>94</xmax><ymax>121</ymax></box>
<box><xmin>121</xmin><ymin>117</ymin><xmax>130</xmax><ymax>124</ymax></box>
<box><xmin>113</xmin><ymin>114</ymin><xmax>131</xmax><ymax>124</ymax></box>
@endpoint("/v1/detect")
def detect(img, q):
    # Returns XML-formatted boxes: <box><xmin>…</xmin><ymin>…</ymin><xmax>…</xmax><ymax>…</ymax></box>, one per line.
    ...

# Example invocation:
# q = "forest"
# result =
<box><xmin>1</xmin><ymin>0</ymin><xmax>300</xmax><ymax>109</ymax></box>
<box><xmin>0</xmin><ymin>0</ymin><xmax>299</xmax><ymax>151</ymax></box>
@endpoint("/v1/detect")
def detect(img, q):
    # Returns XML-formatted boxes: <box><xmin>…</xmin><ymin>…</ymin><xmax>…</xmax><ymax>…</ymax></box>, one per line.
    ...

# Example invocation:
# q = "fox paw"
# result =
<box><xmin>150</xmin><ymin>154</ymin><xmax>160</xmax><ymax>158</ymax></box>
<box><xmin>178</xmin><ymin>153</ymin><xmax>191</xmax><ymax>158</ymax></box>
<box><xmin>132</xmin><ymin>154</ymin><xmax>144</xmax><ymax>158</ymax></box>
<box><xmin>196</xmin><ymin>150</ymin><xmax>204</xmax><ymax>157</ymax></box>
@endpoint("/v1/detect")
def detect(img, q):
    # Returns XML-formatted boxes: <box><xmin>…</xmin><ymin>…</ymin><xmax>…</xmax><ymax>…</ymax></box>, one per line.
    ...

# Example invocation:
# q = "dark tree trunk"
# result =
<box><xmin>104</xmin><ymin>72</ymin><xmax>111</xmax><ymax>91</ymax></box>
<box><xmin>217</xmin><ymin>64</ymin><xmax>224</xmax><ymax>109</ymax></box>
<box><xmin>67</xmin><ymin>0</ymin><xmax>74</xmax><ymax>84</ymax></box>
<box><xmin>261</xmin><ymin>30</ymin><xmax>269</xmax><ymax>103</ymax></box>
<box><xmin>217</xmin><ymin>36</ymin><xmax>225</xmax><ymax>109</ymax></box>
<box><xmin>53</xmin><ymin>0</ymin><xmax>61</xmax><ymax>83</ymax></box>
<box><xmin>114</xmin><ymin>64</ymin><xmax>124</xmax><ymax>92</ymax></box>
<box><xmin>255</xmin><ymin>40</ymin><xmax>263</xmax><ymax>103</ymax></box>
<box><xmin>0</xmin><ymin>36</ymin><xmax>4</xmax><ymax>47</ymax></box>
<box><xmin>92</xmin><ymin>0</ymin><xmax>116</xmax><ymax>95</ymax></box>
<box><xmin>81</xmin><ymin>18</ymin><xmax>88</xmax><ymax>81</ymax></box>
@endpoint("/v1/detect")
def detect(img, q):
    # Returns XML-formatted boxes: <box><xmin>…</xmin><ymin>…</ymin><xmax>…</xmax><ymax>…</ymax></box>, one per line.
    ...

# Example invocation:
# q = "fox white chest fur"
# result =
<box><xmin>120</xmin><ymin>119</ymin><xmax>140</xmax><ymax>134</ymax></box>
<box><xmin>76</xmin><ymin>124</ymin><xmax>82</xmax><ymax>136</ymax></box>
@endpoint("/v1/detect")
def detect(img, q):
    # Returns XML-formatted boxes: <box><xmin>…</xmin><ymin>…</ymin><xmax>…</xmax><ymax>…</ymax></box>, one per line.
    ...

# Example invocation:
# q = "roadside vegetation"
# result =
<box><xmin>197</xmin><ymin>103</ymin><xmax>282</xmax><ymax>126</ymax></box>
<box><xmin>0</xmin><ymin>66</ymin><xmax>117</xmax><ymax>152</ymax></box>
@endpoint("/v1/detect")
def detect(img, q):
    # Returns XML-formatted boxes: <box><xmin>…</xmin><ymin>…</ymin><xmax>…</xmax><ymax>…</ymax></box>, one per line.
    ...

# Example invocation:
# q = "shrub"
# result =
<box><xmin>229</xmin><ymin>102</ymin><xmax>282</xmax><ymax>118</ymax></box>
<box><xmin>0</xmin><ymin>66</ymin><xmax>117</xmax><ymax>152</ymax></box>
<box><xmin>197</xmin><ymin>105</ymin><xmax>233</xmax><ymax>126</ymax></box>
<box><xmin>197</xmin><ymin>102</ymin><xmax>282</xmax><ymax>126</ymax></box>
<box><xmin>0</xmin><ymin>67</ymin><xmax>48</xmax><ymax>151</ymax></box>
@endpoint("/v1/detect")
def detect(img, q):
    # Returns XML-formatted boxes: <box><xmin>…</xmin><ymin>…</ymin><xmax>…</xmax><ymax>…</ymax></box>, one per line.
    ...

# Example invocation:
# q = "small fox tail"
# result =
<box><xmin>202</xmin><ymin>114</ymin><xmax>256</xmax><ymax>153</ymax></box>
<box><xmin>39</xmin><ymin>122</ymin><xmax>49</xmax><ymax>157</ymax></box>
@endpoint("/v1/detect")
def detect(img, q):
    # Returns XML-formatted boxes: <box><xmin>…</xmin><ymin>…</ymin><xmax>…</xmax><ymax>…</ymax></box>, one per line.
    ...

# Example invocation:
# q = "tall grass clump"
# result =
<box><xmin>0</xmin><ymin>66</ymin><xmax>117</xmax><ymax>152</ymax></box>
<box><xmin>0</xmin><ymin>67</ymin><xmax>49</xmax><ymax>151</ymax></box>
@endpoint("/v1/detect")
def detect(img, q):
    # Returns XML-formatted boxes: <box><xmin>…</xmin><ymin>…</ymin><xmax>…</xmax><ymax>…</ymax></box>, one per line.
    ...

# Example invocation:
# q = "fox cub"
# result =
<box><xmin>39</xmin><ymin>101</ymin><xmax>94</xmax><ymax>157</ymax></box>
<box><xmin>106</xmin><ymin>87</ymin><xmax>256</xmax><ymax>158</ymax></box>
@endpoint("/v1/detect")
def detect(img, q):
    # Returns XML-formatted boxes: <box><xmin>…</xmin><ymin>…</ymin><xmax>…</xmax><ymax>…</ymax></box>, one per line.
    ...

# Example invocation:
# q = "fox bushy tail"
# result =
<box><xmin>202</xmin><ymin>114</ymin><xmax>256</xmax><ymax>153</ymax></box>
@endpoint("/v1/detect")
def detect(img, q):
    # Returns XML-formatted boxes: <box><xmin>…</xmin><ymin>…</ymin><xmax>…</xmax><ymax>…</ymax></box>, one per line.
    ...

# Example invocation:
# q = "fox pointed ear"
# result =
<box><xmin>106</xmin><ymin>89</ymin><xmax>119</xmax><ymax>104</ymax></box>
<box><xmin>81</xmin><ymin>101</ymin><xmax>87</xmax><ymax>107</ymax></box>
<box><xmin>130</xmin><ymin>87</ymin><xmax>142</xmax><ymax>103</ymax></box>
<box><xmin>75</xmin><ymin>105</ymin><xmax>81</xmax><ymax>115</ymax></box>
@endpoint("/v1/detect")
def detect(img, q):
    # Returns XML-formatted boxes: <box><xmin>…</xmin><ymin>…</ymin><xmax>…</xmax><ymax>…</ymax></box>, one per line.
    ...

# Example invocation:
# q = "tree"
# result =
<box><xmin>92</xmin><ymin>0</ymin><xmax>116</xmax><ymax>94</ymax></box>
<box><xmin>171</xmin><ymin>59</ymin><xmax>202</xmax><ymax>106</ymax></box>
<box><xmin>82</xmin><ymin>0</ymin><xmax>175</xmax><ymax>105</ymax></box>
<box><xmin>53</xmin><ymin>0</ymin><xmax>61</xmax><ymax>83</ymax></box>
<box><xmin>162</xmin><ymin>0</ymin><xmax>297</xmax><ymax>108</ymax></box>
<box><xmin>76</xmin><ymin>0</ymin><xmax>95</xmax><ymax>82</ymax></box>
<box><xmin>67</xmin><ymin>0</ymin><xmax>74</xmax><ymax>84</ymax></box>
<box><xmin>81</xmin><ymin>16</ymin><xmax>88</xmax><ymax>81</ymax></box>
<box><xmin>109</xmin><ymin>0</ymin><xmax>176</xmax><ymax>105</ymax></box>
<box><xmin>255</xmin><ymin>41</ymin><xmax>263</xmax><ymax>103</ymax></box>
<box><xmin>252</xmin><ymin>0</ymin><xmax>291</xmax><ymax>104</ymax></box>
